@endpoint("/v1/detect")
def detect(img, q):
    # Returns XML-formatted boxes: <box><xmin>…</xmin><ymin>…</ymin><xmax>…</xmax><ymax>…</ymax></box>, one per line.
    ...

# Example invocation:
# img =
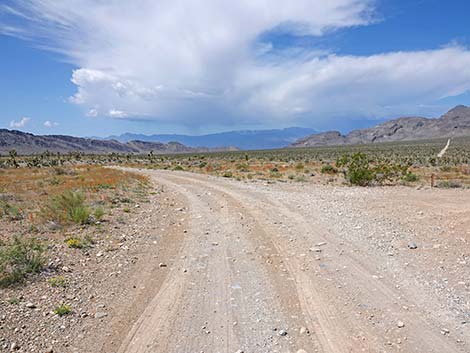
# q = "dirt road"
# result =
<box><xmin>115</xmin><ymin>169</ymin><xmax>470</xmax><ymax>353</ymax></box>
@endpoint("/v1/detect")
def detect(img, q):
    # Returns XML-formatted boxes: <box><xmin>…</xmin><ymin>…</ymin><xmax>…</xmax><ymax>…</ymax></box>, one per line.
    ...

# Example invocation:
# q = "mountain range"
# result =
<box><xmin>106</xmin><ymin>127</ymin><xmax>318</xmax><ymax>150</ymax></box>
<box><xmin>291</xmin><ymin>105</ymin><xmax>470</xmax><ymax>147</ymax></box>
<box><xmin>0</xmin><ymin>129</ymin><xmax>237</xmax><ymax>155</ymax></box>
<box><xmin>2</xmin><ymin>105</ymin><xmax>470</xmax><ymax>155</ymax></box>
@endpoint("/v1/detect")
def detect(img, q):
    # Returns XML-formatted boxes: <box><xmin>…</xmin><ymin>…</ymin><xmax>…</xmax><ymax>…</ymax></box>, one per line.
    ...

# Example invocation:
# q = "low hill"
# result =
<box><xmin>0</xmin><ymin>129</ymin><xmax>235</xmax><ymax>155</ymax></box>
<box><xmin>291</xmin><ymin>105</ymin><xmax>470</xmax><ymax>147</ymax></box>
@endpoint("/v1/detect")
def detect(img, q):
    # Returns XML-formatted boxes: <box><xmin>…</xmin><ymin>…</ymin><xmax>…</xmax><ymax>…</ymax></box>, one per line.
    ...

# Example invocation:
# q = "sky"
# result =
<box><xmin>0</xmin><ymin>0</ymin><xmax>470</xmax><ymax>137</ymax></box>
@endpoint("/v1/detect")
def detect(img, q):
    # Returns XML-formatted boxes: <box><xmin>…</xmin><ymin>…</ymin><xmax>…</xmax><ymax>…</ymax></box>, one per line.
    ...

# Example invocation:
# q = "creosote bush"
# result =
<box><xmin>337</xmin><ymin>152</ymin><xmax>411</xmax><ymax>186</ymax></box>
<box><xmin>0</xmin><ymin>236</ymin><xmax>46</xmax><ymax>287</ymax></box>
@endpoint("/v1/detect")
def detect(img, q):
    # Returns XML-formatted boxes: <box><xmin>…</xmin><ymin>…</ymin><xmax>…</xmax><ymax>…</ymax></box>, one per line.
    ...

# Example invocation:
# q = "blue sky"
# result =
<box><xmin>1</xmin><ymin>0</ymin><xmax>470</xmax><ymax>136</ymax></box>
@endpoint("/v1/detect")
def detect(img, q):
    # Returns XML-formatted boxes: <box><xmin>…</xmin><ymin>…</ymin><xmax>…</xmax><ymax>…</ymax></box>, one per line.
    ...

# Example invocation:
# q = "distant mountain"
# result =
<box><xmin>0</xmin><ymin>129</ymin><xmax>237</xmax><ymax>155</ymax></box>
<box><xmin>107</xmin><ymin>127</ymin><xmax>318</xmax><ymax>150</ymax></box>
<box><xmin>291</xmin><ymin>105</ymin><xmax>470</xmax><ymax>147</ymax></box>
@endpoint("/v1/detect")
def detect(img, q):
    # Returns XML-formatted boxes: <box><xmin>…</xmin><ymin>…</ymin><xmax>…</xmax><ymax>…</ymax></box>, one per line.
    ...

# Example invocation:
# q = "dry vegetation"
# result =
<box><xmin>0</xmin><ymin>166</ymin><xmax>149</xmax><ymax>286</ymax></box>
<box><xmin>127</xmin><ymin>137</ymin><xmax>470</xmax><ymax>188</ymax></box>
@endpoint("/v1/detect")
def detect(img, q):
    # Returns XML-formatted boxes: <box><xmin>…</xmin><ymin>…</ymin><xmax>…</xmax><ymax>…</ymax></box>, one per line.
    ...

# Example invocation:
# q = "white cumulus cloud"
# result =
<box><xmin>43</xmin><ymin>120</ymin><xmax>59</xmax><ymax>128</ymax></box>
<box><xmin>2</xmin><ymin>0</ymin><xmax>470</xmax><ymax>127</ymax></box>
<box><xmin>9</xmin><ymin>117</ymin><xmax>30</xmax><ymax>128</ymax></box>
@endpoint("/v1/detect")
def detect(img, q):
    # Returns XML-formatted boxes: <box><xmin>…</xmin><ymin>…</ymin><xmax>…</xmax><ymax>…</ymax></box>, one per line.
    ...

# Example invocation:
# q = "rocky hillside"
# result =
<box><xmin>0</xmin><ymin>129</ymin><xmax>233</xmax><ymax>155</ymax></box>
<box><xmin>291</xmin><ymin>105</ymin><xmax>470</xmax><ymax>147</ymax></box>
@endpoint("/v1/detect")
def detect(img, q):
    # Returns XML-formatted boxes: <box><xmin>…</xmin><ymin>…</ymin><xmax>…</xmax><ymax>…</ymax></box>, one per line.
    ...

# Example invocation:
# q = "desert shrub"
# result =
<box><xmin>337</xmin><ymin>153</ymin><xmax>375</xmax><ymax>186</ymax></box>
<box><xmin>0</xmin><ymin>236</ymin><xmax>46</xmax><ymax>286</ymax></box>
<box><xmin>65</xmin><ymin>237</ymin><xmax>82</xmax><ymax>249</ymax></box>
<box><xmin>54</xmin><ymin>304</ymin><xmax>72</xmax><ymax>316</ymax></box>
<box><xmin>222</xmin><ymin>171</ymin><xmax>233</xmax><ymax>178</ymax></box>
<box><xmin>437</xmin><ymin>180</ymin><xmax>462</xmax><ymax>188</ymax></box>
<box><xmin>337</xmin><ymin>153</ymin><xmax>410</xmax><ymax>186</ymax></box>
<box><xmin>8</xmin><ymin>297</ymin><xmax>19</xmax><ymax>305</ymax></box>
<box><xmin>320</xmin><ymin>164</ymin><xmax>338</xmax><ymax>175</ymax></box>
<box><xmin>172</xmin><ymin>165</ymin><xmax>184</xmax><ymax>171</ymax></box>
<box><xmin>402</xmin><ymin>173</ymin><xmax>419</xmax><ymax>182</ymax></box>
<box><xmin>43</xmin><ymin>190</ymin><xmax>90</xmax><ymax>225</ymax></box>
<box><xmin>48</xmin><ymin>275</ymin><xmax>66</xmax><ymax>287</ymax></box>
<box><xmin>0</xmin><ymin>201</ymin><xmax>23</xmax><ymax>221</ymax></box>
<box><xmin>65</xmin><ymin>235</ymin><xmax>93</xmax><ymax>249</ymax></box>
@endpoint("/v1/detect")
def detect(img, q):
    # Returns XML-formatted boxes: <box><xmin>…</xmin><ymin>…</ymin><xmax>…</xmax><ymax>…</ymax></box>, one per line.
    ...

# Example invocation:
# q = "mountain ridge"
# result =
<box><xmin>106</xmin><ymin>127</ymin><xmax>318</xmax><ymax>150</ymax></box>
<box><xmin>291</xmin><ymin>105</ymin><xmax>470</xmax><ymax>147</ymax></box>
<box><xmin>0</xmin><ymin>129</ymin><xmax>237</xmax><ymax>155</ymax></box>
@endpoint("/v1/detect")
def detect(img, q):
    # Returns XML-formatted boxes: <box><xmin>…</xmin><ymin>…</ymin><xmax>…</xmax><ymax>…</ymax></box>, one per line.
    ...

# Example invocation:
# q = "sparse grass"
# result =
<box><xmin>0</xmin><ymin>201</ymin><xmax>23</xmax><ymax>221</ymax></box>
<box><xmin>0</xmin><ymin>236</ymin><xmax>46</xmax><ymax>287</ymax></box>
<box><xmin>43</xmin><ymin>190</ymin><xmax>90</xmax><ymax>225</ymax></box>
<box><xmin>53</xmin><ymin>304</ymin><xmax>72</xmax><ymax>316</ymax></box>
<box><xmin>93</xmin><ymin>206</ymin><xmax>105</xmax><ymax>221</ymax></box>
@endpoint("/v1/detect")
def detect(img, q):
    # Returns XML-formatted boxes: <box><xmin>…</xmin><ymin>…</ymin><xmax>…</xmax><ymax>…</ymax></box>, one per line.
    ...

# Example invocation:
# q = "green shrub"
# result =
<box><xmin>172</xmin><ymin>165</ymin><xmax>184</xmax><ymax>171</ymax></box>
<box><xmin>54</xmin><ymin>304</ymin><xmax>72</xmax><ymax>316</ymax></box>
<box><xmin>320</xmin><ymin>164</ymin><xmax>338</xmax><ymax>175</ymax></box>
<box><xmin>0</xmin><ymin>236</ymin><xmax>46</xmax><ymax>287</ymax></box>
<box><xmin>338</xmin><ymin>153</ymin><xmax>375</xmax><ymax>186</ymax></box>
<box><xmin>222</xmin><ymin>171</ymin><xmax>233</xmax><ymax>178</ymax></box>
<box><xmin>44</xmin><ymin>190</ymin><xmax>90</xmax><ymax>225</ymax></box>
<box><xmin>402</xmin><ymin>173</ymin><xmax>419</xmax><ymax>182</ymax></box>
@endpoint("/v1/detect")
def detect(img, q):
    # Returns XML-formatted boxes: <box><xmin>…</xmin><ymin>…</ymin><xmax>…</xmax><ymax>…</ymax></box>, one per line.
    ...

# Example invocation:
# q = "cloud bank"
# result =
<box><xmin>2</xmin><ymin>0</ymin><xmax>470</xmax><ymax>127</ymax></box>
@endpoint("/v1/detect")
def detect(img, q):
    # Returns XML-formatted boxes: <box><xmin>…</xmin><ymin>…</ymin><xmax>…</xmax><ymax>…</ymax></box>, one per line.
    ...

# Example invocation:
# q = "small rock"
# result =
<box><xmin>441</xmin><ymin>328</ymin><xmax>450</xmax><ymax>335</ymax></box>
<box><xmin>96</xmin><ymin>252</ymin><xmax>104</xmax><ymax>257</ymax></box>
<box><xmin>299</xmin><ymin>326</ymin><xmax>309</xmax><ymax>335</ymax></box>
<box><xmin>25</xmin><ymin>302</ymin><xmax>36</xmax><ymax>309</ymax></box>
<box><xmin>397</xmin><ymin>321</ymin><xmax>405</xmax><ymax>328</ymax></box>
<box><xmin>10</xmin><ymin>342</ymin><xmax>19</xmax><ymax>350</ymax></box>
<box><xmin>159</xmin><ymin>263</ymin><xmax>167</xmax><ymax>268</ymax></box>
<box><xmin>279</xmin><ymin>329</ymin><xmax>288</xmax><ymax>336</ymax></box>
<box><xmin>94</xmin><ymin>312</ymin><xmax>108</xmax><ymax>319</ymax></box>
<box><xmin>407</xmin><ymin>243</ymin><xmax>418</xmax><ymax>249</ymax></box>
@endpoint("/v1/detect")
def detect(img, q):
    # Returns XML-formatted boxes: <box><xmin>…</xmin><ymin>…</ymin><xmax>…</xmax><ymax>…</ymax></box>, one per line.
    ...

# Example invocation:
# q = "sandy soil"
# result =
<box><xmin>96</xmin><ymin>169</ymin><xmax>470</xmax><ymax>353</ymax></box>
